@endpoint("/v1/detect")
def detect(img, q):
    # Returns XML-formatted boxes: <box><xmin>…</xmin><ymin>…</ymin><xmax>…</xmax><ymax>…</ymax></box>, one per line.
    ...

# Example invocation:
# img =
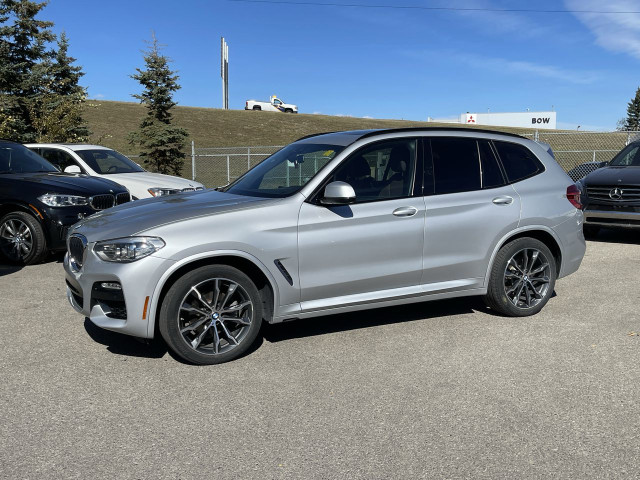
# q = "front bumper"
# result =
<box><xmin>584</xmin><ymin>208</ymin><xmax>640</xmax><ymax>228</ymax></box>
<box><xmin>64</xmin><ymin>248</ymin><xmax>176</xmax><ymax>338</ymax></box>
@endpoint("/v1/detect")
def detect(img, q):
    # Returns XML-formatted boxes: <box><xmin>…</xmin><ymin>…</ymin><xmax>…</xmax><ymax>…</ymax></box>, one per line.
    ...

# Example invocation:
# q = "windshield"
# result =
<box><xmin>0</xmin><ymin>142</ymin><xmax>58</xmax><ymax>174</ymax></box>
<box><xmin>224</xmin><ymin>143</ymin><xmax>344</xmax><ymax>198</ymax></box>
<box><xmin>75</xmin><ymin>149</ymin><xmax>144</xmax><ymax>174</ymax></box>
<box><xmin>609</xmin><ymin>144</ymin><xmax>640</xmax><ymax>166</ymax></box>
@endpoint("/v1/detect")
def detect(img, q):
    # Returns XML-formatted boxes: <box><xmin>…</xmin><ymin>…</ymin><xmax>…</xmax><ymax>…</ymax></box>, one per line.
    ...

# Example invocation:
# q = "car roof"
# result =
<box><xmin>23</xmin><ymin>143</ymin><xmax>111</xmax><ymax>151</ymax></box>
<box><xmin>294</xmin><ymin>127</ymin><xmax>527</xmax><ymax>146</ymax></box>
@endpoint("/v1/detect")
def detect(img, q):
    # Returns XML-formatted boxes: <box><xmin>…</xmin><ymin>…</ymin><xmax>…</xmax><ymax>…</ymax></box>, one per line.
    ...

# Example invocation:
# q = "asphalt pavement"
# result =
<box><xmin>1</xmin><ymin>231</ymin><xmax>639</xmax><ymax>479</ymax></box>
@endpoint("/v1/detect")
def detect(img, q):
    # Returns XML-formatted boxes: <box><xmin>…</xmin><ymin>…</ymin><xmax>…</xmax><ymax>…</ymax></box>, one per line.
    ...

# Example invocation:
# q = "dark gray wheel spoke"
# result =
<box><xmin>503</xmin><ymin>248</ymin><xmax>551</xmax><ymax>310</ymax></box>
<box><xmin>178</xmin><ymin>277</ymin><xmax>253</xmax><ymax>356</ymax></box>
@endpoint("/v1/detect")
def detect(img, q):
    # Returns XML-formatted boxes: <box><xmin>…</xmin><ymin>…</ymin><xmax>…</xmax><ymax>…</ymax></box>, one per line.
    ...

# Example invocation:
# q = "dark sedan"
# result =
<box><xmin>0</xmin><ymin>140</ymin><xmax>130</xmax><ymax>264</ymax></box>
<box><xmin>580</xmin><ymin>141</ymin><xmax>640</xmax><ymax>235</ymax></box>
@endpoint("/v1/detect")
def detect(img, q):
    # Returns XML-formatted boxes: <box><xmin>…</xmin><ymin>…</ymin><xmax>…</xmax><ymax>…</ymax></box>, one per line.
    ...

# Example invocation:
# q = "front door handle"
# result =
<box><xmin>492</xmin><ymin>196</ymin><xmax>513</xmax><ymax>206</ymax></box>
<box><xmin>393</xmin><ymin>206</ymin><xmax>418</xmax><ymax>217</ymax></box>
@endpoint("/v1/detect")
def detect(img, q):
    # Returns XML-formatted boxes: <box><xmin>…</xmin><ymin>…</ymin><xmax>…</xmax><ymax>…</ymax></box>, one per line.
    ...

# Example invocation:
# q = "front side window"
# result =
<box><xmin>609</xmin><ymin>144</ymin><xmax>640</xmax><ymax>166</ymax></box>
<box><xmin>75</xmin><ymin>149</ymin><xmax>144</xmax><ymax>175</ymax></box>
<box><xmin>0</xmin><ymin>142</ymin><xmax>58</xmax><ymax>174</ymax></box>
<box><xmin>224</xmin><ymin>143</ymin><xmax>344</xmax><ymax>198</ymax></box>
<box><xmin>327</xmin><ymin>138</ymin><xmax>417</xmax><ymax>203</ymax></box>
<box><xmin>493</xmin><ymin>141</ymin><xmax>544</xmax><ymax>182</ymax></box>
<box><xmin>430</xmin><ymin>137</ymin><xmax>481</xmax><ymax>195</ymax></box>
<box><xmin>40</xmin><ymin>148</ymin><xmax>80</xmax><ymax>172</ymax></box>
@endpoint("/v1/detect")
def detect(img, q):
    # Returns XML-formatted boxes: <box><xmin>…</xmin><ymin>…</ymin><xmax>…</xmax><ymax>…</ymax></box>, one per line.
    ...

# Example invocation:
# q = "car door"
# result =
<box><xmin>422</xmin><ymin>137</ymin><xmax>521</xmax><ymax>289</ymax></box>
<box><xmin>297</xmin><ymin>137</ymin><xmax>426</xmax><ymax>310</ymax></box>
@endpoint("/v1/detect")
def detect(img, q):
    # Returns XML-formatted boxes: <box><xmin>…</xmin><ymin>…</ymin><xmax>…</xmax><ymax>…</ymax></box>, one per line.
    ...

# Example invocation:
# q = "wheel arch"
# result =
<box><xmin>485</xmin><ymin>227</ymin><xmax>563</xmax><ymax>284</ymax></box>
<box><xmin>148</xmin><ymin>251</ymin><xmax>279</xmax><ymax>339</ymax></box>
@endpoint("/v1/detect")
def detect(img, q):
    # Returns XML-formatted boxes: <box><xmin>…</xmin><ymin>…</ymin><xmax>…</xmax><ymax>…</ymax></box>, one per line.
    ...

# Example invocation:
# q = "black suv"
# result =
<box><xmin>580</xmin><ymin>141</ymin><xmax>640</xmax><ymax>235</ymax></box>
<box><xmin>0</xmin><ymin>140</ymin><xmax>130</xmax><ymax>264</ymax></box>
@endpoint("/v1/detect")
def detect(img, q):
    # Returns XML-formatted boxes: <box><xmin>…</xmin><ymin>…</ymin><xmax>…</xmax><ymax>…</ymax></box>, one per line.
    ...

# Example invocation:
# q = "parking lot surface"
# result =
<box><xmin>1</xmin><ymin>232</ymin><xmax>640</xmax><ymax>479</ymax></box>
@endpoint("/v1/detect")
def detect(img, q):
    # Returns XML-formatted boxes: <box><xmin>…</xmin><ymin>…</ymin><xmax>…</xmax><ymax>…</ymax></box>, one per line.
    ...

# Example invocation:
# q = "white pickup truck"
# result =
<box><xmin>245</xmin><ymin>95</ymin><xmax>298</xmax><ymax>113</ymax></box>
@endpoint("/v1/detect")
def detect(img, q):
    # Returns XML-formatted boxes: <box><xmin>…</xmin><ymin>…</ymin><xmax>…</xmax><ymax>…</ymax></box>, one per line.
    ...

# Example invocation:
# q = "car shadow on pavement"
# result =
<box><xmin>84</xmin><ymin>319</ymin><xmax>169</xmax><ymax>359</ymax></box>
<box><xmin>263</xmin><ymin>296</ymin><xmax>485</xmax><ymax>343</ymax></box>
<box><xmin>83</xmin><ymin>318</ymin><xmax>265</xmax><ymax>364</ymax></box>
<box><xmin>0</xmin><ymin>264</ymin><xmax>22</xmax><ymax>277</ymax></box>
<box><xmin>586</xmin><ymin>229</ymin><xmax>640</xmax><ymax>245</ymax></box>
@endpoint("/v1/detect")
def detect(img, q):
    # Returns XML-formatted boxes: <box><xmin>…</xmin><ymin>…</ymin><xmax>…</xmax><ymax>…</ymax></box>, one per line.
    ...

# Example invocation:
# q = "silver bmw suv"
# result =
<box><xmin>64</xmin><ymin>128</ymin><xmax>586</xmax><ymax>364</ymax></box>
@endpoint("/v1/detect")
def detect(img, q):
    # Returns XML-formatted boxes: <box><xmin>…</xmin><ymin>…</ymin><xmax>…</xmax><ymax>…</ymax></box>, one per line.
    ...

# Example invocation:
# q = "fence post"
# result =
<box><xmin>627</xmin><ymin>132</ymin><xmax>631</xmax><ymax>146</ymax></box>
<box><xmin>191</xmin><ymin>140</ymin><xmax>195</xmax><ymax>180</ymax></box>
<box><xmin>226</xmin><ymin>155</ymin><xmax>230</xmax><ymax>183</ymax></box>
<box><xmin>592</xmin><ymin>150</ymin><xmax>596</xmax><ymax>162</ymax></box>
<box><xmin>247</xmin><ymin>147</ymin><xmax>251</xmax><ymax>170</ymax></box>
<box><xmin>534</xmin><ymin>130</ymin><xmax>539</xmax><ymax>142</ymax></box>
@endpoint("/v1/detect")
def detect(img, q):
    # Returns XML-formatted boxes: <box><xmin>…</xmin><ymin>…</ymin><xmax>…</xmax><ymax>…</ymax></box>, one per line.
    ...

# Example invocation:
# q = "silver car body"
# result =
<box><xmin>64</xmin><ymin>129</ymin><xmax>585</xmax><ymax>339</ymax></box>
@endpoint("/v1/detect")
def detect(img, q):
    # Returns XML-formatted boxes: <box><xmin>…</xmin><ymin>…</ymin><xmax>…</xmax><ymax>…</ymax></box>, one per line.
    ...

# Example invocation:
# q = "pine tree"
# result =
<box><xmin>33</xmin><ymin>31</ymin><xmax>89</xmax><ymax>141</ymax></box>
<box><xmin>0</xmin><ymin>0</ymin><xmax>54</xmax><ymax>142</ymax></box>
<box><xmin>624</xmin><ymin>87</ymin><xmax>640</xmax><ymax>131</ymax></box>
<box><xmin>128</xmin><ymin>34</ymin><xmax>188</xmax><ymax>175</ymax></box>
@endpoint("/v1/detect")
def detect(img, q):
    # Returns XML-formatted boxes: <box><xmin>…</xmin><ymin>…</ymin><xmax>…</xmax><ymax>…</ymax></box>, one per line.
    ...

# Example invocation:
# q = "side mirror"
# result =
<box><xmin>64</xmin><ymin>165</ymin><xmax>81</xmax><ymax>174</ymax></box>
<box><xmin>320</xmin><ymin>181</ymin><xmax>356</xmax><ymax>205</ymax></box>
<box><xmin>598</xmin><ymin>161</ymin><xmax>609</xmax><ymax>168</ymax></box>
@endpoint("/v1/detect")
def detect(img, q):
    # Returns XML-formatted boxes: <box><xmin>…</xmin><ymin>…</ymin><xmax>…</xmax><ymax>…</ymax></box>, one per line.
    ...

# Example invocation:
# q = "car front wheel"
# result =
<box><xmin>0</xmin><ymin>211</ymin><xmax>47</xmax><ymax>265</ymax></box>
<box><xmin>159</xmin><ymin>265</ymin><xmax>263</xmax><ymax>365</ymax></box>
<box><xmin>484</xmin><ymin>237</ymin><xmax>557</xmax><ymax>317</ymax></box>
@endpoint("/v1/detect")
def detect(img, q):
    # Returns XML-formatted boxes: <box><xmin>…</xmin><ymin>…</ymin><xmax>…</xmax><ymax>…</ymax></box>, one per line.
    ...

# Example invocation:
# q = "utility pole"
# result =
<box><xmin>221</xmin><ymin>37</ymin><xmax>229</xmax><ymax>109</ymax></box>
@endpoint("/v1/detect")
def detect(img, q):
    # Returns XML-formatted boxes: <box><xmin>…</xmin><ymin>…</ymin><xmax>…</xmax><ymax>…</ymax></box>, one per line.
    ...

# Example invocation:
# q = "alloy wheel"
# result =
<box><xmin>503</xmin><ymin>248</ymin><xmax>551</xmax><ymax>309</ymax></box>
<box><xmin>0</xmin><ymin>219</ymin><xmax>33</xmax><ymax>262</ymax></box>
<box><xmin>177</xmin><ymin>278</ymin><xmax>254</xmax><ymax>356</ymax></box>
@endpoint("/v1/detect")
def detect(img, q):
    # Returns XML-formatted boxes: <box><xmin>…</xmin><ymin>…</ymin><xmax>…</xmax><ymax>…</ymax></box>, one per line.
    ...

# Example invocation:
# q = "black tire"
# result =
<box><xmin>583</xmin><ymin>224</ymin><xmax>600</xmax><ymax>238</ymax></box>
<box><xmin>159</xmin><ymin>265</ymin><xmax>263</xmax><ymax>365</ymax></box>
<box><xmin>0</xmin><ymin>211</ymin><xmax>47</xmax><ymax>265</ymax></box>
<box><xmin>252</xmin><ymin>106</ymin><xmax>261</xmax><ymax>111</ymax></box>
<box><xmin>284</xmin><ymin>108</ymin><xmax>293</xmax><ymax>113</ymax></box>
<box><xmin>484</xmin><ymin>237</ymin><xmax>556</xmax><ymax>317</ymax></box>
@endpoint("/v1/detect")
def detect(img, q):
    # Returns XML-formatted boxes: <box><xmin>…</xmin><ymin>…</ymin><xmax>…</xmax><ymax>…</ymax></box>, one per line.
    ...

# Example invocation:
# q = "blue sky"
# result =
<box><xmin>40</xmin><ymin>0</ymin><xmax>640</xmax><ymax>130</ymax></box>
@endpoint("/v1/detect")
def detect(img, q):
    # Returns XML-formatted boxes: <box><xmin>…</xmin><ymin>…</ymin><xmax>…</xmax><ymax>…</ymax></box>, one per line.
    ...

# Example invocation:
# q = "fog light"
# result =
<box><xmin>100</xmin><ymin>282</ymin><xmax>122</xmax><ymax>290</ymax></box>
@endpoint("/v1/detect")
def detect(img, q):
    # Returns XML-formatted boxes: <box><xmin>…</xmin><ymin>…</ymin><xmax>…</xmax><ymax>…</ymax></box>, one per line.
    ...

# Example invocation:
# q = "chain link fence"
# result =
<box><xmin>125</xmin><ymin>131</ymin><xmax>640</xmax><ymax>188</ymax></box>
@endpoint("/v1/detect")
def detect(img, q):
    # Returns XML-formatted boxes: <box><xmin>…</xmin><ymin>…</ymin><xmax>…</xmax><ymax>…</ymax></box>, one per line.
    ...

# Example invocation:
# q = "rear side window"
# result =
<box><xmin>430</xmin><ymin>138</ymin><xmax>480</xmax><ymax>194</ymax></box>
<box><xmin>493</xmin><ymin>141</ymin><xmax>544</xmax><ymax>183</ymax></box>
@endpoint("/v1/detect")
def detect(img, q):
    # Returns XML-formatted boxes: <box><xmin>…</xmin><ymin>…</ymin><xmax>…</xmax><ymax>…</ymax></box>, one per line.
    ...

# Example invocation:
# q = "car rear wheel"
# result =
<box><xmin>252</xmin><ymin>106</ymin><xmax>261</xmax><ymax>111</ymax></box>
<box><xmin>484</xmin><ymin>237</ymin><xmax>556</xmax><ymax>317</ymax></box>
<box><xmin>0</xmin><ymin>211</ymin><xmax>47</xmax><ymax>265</ymax></box>
<box><xmin>159</xmin><ymin>265</ymin><xmax>263</xmax><ymax>365</ymax></box>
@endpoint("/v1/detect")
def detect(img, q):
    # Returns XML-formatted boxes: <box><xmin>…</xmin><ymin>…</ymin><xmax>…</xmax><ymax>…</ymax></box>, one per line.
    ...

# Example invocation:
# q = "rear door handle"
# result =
<box><xmin>492</xmin><ymin>196</ymin><xmax>513</xmax><ymax>205</ymax></box>
<box><xmin>393</xmin><ymin>206</ymin><xmax>418</xmax><ymax>217</ymax></box>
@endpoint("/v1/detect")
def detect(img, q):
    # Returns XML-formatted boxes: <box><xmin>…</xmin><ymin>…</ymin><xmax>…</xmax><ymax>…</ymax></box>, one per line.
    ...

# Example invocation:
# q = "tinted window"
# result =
<box><xmin>225</xmin><ymin>143</ymin><xmax>344</xmax><ymax>198</ymax></box>
<box><xmin>478</xmin><ymin>140</ymin><xmax>506</xmax><ymax>188</ymax></box>
<box><xmin>493</xmin><ymin>141</ymin><xmax>543</xmax><ymax>182</ymax></box>
<box><xmin>75</xmin><ymin>149</ymin><xmax>144</xmax><ymax>174</ymax></box>
<box><xmin>430</xmin><ymin>138</ymin><xmax>481</xmax><ymax>194</ymax></box>
<box><xmin>609</xmin><ymin>144</ymin><xmax>640</xmax><ymax>166</ymax></box>
<box><xmin>329</xmin><ymin>138</ymin><xmax>417</xmax><ymax>203</ymax></box>
<box><xmin>40</xmin><ymin>148</ymin><xmax>80</xmax><ymax>172</ymax></box>
<box><xmin>0</xmin><ymin>142</ymin><xmax>58</xmax><ymax>173</ymax></box>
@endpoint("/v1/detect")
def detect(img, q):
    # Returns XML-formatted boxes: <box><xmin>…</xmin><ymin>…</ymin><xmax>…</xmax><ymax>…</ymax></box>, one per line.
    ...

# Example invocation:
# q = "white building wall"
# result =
<box><xmin>459</xmin><ymin>111</ymin><xmax>557</xmax><ymax>129</ymax></box>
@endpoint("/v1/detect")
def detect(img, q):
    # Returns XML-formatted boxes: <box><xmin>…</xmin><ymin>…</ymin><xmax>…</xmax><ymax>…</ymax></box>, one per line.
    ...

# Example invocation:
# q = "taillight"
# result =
<box><xmin>566</xmin><ymin>184</ymin><xmax>582</xmax><ymax>209</ymax></box>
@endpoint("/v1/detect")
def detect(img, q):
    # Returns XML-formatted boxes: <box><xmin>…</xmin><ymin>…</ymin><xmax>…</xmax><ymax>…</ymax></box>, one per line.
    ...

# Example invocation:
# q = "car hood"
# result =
<box><xmin>584</xmin><ymin>166</ymin><xmax>640</xmax><ymax>186</ymax></box>
<box><xmin>107</xmin><ymin>172</ymin><xmax>203</xmax><ymax>190</ymax></box>
<box><xmin>4</xmin><ymin>172</ymin><xmax>126</xmax><ymax>194</ymax></box>
<box><xmin>71</xmin><ymin>190</ymin><xmax>273</xmax><ymax>241</ymax></box>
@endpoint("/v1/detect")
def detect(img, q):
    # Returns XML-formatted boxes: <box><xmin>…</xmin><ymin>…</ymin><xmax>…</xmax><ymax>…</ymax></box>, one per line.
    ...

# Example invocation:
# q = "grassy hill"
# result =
<box><xmin>82</xmin><ymin>100</ymin><xmax>627</xmax><ymax>187</ymax></box>
<box><xmin>83</xmin><ymin>100</ymin><xmax>541</xmax><ymax>153</ymax></box>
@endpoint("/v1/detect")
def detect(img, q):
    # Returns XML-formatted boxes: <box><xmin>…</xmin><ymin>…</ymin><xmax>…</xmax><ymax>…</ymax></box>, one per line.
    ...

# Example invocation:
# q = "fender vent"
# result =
<box><xmin>274</xmin><ymin>259</ymin><xmax>293</xmax><ymax>286</ymax></box>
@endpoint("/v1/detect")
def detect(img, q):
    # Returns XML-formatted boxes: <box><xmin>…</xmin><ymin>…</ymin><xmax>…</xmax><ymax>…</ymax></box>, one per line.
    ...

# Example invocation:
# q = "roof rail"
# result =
<box><xmin>356</xmin><ymin>126</ymin><xmax>526</xmax><ymax>140</ymax></box>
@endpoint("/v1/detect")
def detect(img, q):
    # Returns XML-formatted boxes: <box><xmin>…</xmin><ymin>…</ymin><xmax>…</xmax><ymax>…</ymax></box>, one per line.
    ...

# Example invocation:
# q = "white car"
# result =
<box><xmin>25</xmin><ymin>144</ymin><xmax>205</xmax><ymax>199</ymax></box>
<box><xmin>245</xmin><ymin>95</ymin><xmax>298</xmax><ymax>113</ymax></box>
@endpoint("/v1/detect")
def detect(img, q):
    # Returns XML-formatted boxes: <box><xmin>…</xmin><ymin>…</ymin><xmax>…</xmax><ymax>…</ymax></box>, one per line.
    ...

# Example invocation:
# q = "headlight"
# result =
<box><xmin>38</xmin><ymin>194</ymin><xmax>88</xmax><ymax>207</ymax></box>
<box><xmin>148</xmin><ymin>187</ymin><xmax>181</xmax><ymax>197</ymax></box>
<box><xmin>94</xmin><ymin>237</ymin><xmax>165</xmax><ymax>263</ymax></box>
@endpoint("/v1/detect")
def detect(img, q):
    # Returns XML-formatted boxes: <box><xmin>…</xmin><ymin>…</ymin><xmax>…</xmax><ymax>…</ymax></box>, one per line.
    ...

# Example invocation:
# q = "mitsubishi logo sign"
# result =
<box><xmin>466</xmin><ymin>114</ymin><xmax>476</xmax><ymax>124</ymax></box>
